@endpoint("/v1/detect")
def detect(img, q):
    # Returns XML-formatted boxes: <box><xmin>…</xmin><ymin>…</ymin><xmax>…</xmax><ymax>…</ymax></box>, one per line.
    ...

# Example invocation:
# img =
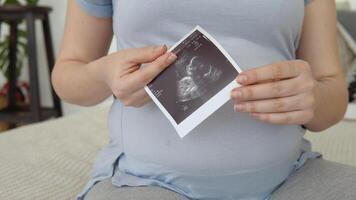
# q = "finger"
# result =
<box><xmin>122</xmin><ymin>89</ymin><xmax>150</xmax><ymax>107</ymax></box>
<box><xmin>140</xmin><ymin>52</ymin><xmax>177</xmax><ymax>83</ymax></box>
<box><xmin>231</xmin><ymin>76</ymin><xmax>303</xmax><ymax>101</ymax></box>
<box><xmin>121</xmin><ymin>45</ymin><xmax>168</xmax><ymax>64</ymax></box>
<box><xmin>234</xmin><ymin>94</ymin><xmax>309</xmax><ymax>113</ymax></box>
<box><xmin>120</xmin><ymin>65</ymin><xmax>140</xmax><ymax>77</ymax></box>
<box><xmin>131</xmin><ymin>89</ymin><xmax>151</xmax><ymax>107</ymax></box>
<box><xmin>135</xmin><ymin>95</ymin><xmax>152</xmax><ymax>107</ymax></box>
<box><xmin>124</xmin><ymin>52</ymin><xmax>177</xmax><ymax>92</ymax></box>
<box><xmin>250</xmin><ymin>110</ymin><xmax>314</xmax><ymax>125</ymax></box>
<box><xmin>236</xmin><ymin>60</ymin><xmax>308</xmax><ymax>85</ymax></box>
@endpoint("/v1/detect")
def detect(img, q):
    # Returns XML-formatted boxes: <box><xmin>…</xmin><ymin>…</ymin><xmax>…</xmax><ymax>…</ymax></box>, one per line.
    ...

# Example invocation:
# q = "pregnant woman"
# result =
<box><xmin>52</xmin><ymin>0</ymin><xmax>356</xmax><ymax>199</ymax></box>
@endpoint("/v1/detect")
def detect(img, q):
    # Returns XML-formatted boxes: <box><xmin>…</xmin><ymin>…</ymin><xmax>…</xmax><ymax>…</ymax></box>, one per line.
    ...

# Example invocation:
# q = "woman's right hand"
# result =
<box><xmin>95</xmin><ymin>45</ymin><xmax>177</xmax><ymax>107</ymax></box>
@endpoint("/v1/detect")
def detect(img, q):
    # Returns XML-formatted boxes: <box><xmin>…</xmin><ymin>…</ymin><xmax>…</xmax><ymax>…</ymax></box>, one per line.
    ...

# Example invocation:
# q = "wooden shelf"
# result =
<box><xmin>0</xmin><ymin>106</ymin><xmax>60</xmax><ymax>123</ymax></box>
<box><xmin>0</xmin><ymin>5</ymin><xmax>62</xmax><ymax>128</ymax></box>
<box><xmin>0</xmin><ymin>5</ymin><xmax>52</xmax><ymax>20</ymax></box>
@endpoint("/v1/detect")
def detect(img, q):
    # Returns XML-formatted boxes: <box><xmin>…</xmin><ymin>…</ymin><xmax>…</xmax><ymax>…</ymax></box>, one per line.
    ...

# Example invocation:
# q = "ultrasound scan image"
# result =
<box><xmin>176</xmin><ymin>55</ymin><xmax>222</xmax><ymax>103</ymax></box>
<box><xmin>147</xmin><ymin>30</ymin><xmax>238</xmax><ymax>124</ymax></box>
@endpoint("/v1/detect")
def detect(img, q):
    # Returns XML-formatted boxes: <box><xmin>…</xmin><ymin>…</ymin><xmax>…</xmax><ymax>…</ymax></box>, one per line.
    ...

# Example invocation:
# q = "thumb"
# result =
<box><xmin>122</xmin><ymin>52</ymin><xmax>177</xmax><ymax>93</ymax></box>
<box><xmin>121</xmin><ymin>45</ymin><xmax>168</xmax><ymax>65</ymax></box>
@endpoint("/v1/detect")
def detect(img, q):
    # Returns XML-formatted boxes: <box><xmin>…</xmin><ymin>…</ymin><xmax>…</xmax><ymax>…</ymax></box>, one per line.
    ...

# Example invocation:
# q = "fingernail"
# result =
<box><xmin>166</xmin><ymin>53</ymin><xmax>177</xmax><ymax>64</ymax></box>
<box><xmin>237</xmin><ymin>75</ymin><xmax>247</xmax><ymax>84</ymax></box>
<box><xmin>154</xmin><ymin>45</ymin><xmax>165</xmax><ymax>53</ymax></box>
<box><xmin>234</xmin><ymin>104</ymin><xmax>245</xmax><ymax>112</ymax></box>
<box><xmin>231</xmin><ymin>90</ymin><xmax>242</xmax><ymax>98</ymax></box>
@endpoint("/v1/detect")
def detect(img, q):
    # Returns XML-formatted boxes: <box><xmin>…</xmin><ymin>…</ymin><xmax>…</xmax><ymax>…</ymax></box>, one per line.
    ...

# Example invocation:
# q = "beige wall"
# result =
<box><xmin>338</xmin><ymin>0</ymin><xmax>356</xmax><ymax>8</ymax></box>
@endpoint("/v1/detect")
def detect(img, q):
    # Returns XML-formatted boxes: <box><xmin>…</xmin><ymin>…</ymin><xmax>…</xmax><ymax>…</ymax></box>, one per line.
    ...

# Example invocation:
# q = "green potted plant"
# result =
<box><xmin>0</xmin><ymin>0</ymin><xmax>39</xmax><ymax>131</ymax></box>
<box><xmin>0</xmin><ymin>0</ymin><xmax>38</xmax><ymax>6</ymax></box>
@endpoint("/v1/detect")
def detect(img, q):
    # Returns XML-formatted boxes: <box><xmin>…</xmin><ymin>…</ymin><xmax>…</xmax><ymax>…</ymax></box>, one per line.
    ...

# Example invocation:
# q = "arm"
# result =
<box><xmin>297</xmin><ymin>0</ymin><xmax>348</xmax><ymax>131</ymax></box>
<box><xmin>231</xmin><ymin>0</ymin><xmax>347</xmax><ymax>132</ymax></box>
<box><xmin>52</xmin><ymin>0</ymin><xmax>113</xmax><ymax>106</ymax></box>
<box><xmin>52</xmin><ymin>0</ymin><xmax>176</xmax><ymax>107</ymax></box>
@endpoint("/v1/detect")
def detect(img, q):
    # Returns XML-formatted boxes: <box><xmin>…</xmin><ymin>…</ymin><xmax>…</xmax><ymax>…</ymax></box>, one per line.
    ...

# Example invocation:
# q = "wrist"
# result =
<box><xmin>303</xmin><ymin>78</ymin><xmax>347</xmax><ymax>132</ymax></box>
<box><xmin>86</xmin><ymin>56</ymin><xmax>112</xmax><ymax>93</ymax></box>
<box><xmin>303</xmin><ymin>79</ymin><xmax>320</xmax><ymax>126</ymax></box>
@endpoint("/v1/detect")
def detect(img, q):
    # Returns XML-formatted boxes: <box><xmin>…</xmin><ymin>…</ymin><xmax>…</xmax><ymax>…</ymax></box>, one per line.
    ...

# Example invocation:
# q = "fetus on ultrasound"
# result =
<box><xmin>176</xmin><ymin>56</ymin><xmax>222</xmax><ymax>103</ymax></box>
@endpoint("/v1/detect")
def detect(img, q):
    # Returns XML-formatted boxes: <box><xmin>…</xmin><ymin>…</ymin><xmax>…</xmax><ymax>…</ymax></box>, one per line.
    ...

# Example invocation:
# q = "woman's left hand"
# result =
<box><xmin>231</xmin><ymin>60</ymin><xmax>317</xmax><ymax>125</ymax></box>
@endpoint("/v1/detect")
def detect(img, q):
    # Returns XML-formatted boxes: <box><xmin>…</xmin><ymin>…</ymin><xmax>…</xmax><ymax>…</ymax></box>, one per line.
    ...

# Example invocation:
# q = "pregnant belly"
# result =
<box><xmin>116</xmin><ymin>150</ymin><xmax>297</xmax><ymax>200</ymax></box>
<box><xmin>118</xmin><ymin>100</ymin><xmax>305</xmax><ymax>175</ymax></box>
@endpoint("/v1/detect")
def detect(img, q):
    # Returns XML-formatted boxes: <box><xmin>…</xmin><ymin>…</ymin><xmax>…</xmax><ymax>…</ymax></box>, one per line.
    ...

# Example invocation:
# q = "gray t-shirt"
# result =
<box><xmin>76</xmin><ymin>1</ymin><xmax>313</xmax><ymax>199</ymax></box>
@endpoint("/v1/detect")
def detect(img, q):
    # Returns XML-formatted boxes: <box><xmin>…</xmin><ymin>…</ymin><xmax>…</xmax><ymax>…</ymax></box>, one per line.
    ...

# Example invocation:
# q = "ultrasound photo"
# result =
<box><xmin>145</xmin><ymin>26</ymin><xmax>241</xmax><ymax>137</ymax></box>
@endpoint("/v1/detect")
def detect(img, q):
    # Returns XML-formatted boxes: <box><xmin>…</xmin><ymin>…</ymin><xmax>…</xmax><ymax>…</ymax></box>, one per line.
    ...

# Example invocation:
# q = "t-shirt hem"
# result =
<box><xmin>76</xmin><ymin>0</ymin><xmax>113</xmax><ymax>18</ymax></box>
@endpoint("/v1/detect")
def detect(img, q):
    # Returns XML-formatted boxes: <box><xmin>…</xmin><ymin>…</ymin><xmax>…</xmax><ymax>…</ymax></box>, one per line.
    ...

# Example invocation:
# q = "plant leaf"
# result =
<box><xmin>0</xmin><ymin>46</ymin><xmax>8</xmax><ymax>58</ymax></box>
<box><xmin>0</xmin><ymin>60</ymin><xmax>8</xmax><ymax>73</ymax></box>
<box><xmin>3</xmin><ymin>0</ymin><xmax>21</xmax><ymax>5</ymax></box>
<box><xmin>26</xmin><ymin>0</ymin><xmax>38</xmax><ymax>6</ymax></box>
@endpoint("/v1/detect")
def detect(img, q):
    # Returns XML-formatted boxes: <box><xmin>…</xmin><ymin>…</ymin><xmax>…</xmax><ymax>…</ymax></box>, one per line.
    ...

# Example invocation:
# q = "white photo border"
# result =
<box><xmin>144</xmin><ymin>26</ymin><xmax>242</xmax><ymax>138</ymax></box>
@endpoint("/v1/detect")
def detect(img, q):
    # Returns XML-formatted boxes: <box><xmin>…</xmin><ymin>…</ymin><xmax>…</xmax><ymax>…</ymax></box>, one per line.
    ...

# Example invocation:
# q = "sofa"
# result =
<box><xmin>0</xmin><ymin>105</ymin><xmax>355</xmax><ymax>200</ymax></box>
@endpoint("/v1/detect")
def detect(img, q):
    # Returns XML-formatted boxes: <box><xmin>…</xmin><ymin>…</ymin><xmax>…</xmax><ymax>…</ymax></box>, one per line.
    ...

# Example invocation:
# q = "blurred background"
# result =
<box><xmin>0</xmin><ymin>0</ymin><xmax>355</xmax><ymax>127</ymax></box>
<box><xmin>0</xmin><ymin>1</ymin><xmax>355</xmax><ymax>200</ymax></box>
<box><xmin>0</xmin><ymin>0</ymin><xmax>116</xmax><ymax>118</ymax></box>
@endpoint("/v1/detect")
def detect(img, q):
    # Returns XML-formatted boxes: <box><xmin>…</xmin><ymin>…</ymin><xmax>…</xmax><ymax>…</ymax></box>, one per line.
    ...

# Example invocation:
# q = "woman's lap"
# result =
<box><xmin>85</xmin><ymin>159</ymin><xmax>356</xmax><ymax>200</ymax></box>
<box><xmin>85</xmin><ymin>179</ymin><xmax>189</xmax><ymax>200</ymax></box>
<box><xmin>271</xmin><ymin>159</ymin><xmax>356</xmax><ymax>200</ymax></box>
